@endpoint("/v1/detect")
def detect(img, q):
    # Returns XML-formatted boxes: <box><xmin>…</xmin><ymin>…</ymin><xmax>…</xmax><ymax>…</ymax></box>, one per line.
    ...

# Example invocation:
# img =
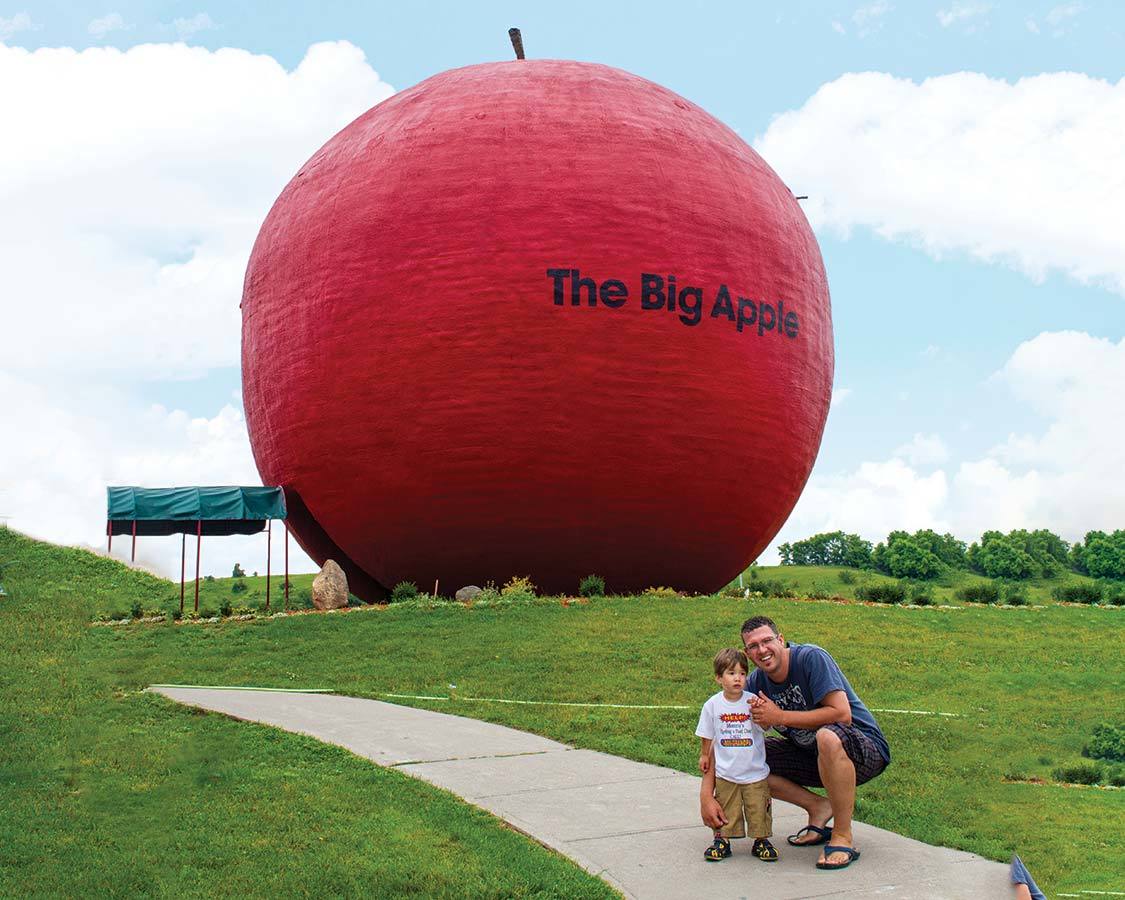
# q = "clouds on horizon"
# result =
<box><xmin>768</xmin><ymin>330</ymin><xmax>1125</xmax><ymax>560</ymax></box>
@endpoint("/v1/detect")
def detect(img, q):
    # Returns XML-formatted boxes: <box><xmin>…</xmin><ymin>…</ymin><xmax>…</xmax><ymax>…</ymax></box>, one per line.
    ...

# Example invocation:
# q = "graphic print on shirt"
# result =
<box><xmin>718</xmin><ymin>711</ymin><xmax>755</xmax><ymax>747</ymax></box>
<box><xmin>771</xmin><ymin>683</ymin><xmax>817</xmax><ymax>748</ymax></box>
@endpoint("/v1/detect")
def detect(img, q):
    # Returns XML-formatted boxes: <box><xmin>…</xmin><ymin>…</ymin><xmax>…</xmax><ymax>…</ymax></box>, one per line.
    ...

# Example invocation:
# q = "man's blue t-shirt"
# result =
<box><xmin>746</xmin><ymin>642</ymin><xmax>890</xmax><ymax>764</ymax></box>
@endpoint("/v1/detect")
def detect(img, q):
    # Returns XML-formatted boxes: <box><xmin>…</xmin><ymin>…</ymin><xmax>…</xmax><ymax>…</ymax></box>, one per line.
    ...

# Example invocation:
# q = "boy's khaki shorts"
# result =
<box><xmin>714</xmin><ymin>776</ymin><xmax>772</xmax><ymax>840</ymax></box>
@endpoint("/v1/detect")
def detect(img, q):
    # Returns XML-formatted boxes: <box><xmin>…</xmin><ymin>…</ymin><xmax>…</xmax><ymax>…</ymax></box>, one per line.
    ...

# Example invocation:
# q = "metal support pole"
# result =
<box><xmin>180</xmin><ymin>532</ymin><xmax>186</xmax><ymax>614</ymax></box>
<box><xmin>284</xmin><ymin>522</ymin><xmax>289</xmax><ymax>610</ymax></box>
<box><xmin>265</xmin><ymin>520</ymin><xmax>271</xmax><ymax>612</ymax></box>
<box><xmin>194</xmin><ymin>520</ymin><xmax>202</xmax><ymax>613</ymax></box>
<box><xmin>131</xmin><ymin>520</ymin><xmax>137</xmax><ymax>562</ymax></box>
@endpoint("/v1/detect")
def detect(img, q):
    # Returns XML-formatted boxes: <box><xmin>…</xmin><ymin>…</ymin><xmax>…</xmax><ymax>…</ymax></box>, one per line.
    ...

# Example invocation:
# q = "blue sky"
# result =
<box><xmin>2</xmin><ymin>1</ymin><xmax>1122</xmax><ymax>577</ymax></box>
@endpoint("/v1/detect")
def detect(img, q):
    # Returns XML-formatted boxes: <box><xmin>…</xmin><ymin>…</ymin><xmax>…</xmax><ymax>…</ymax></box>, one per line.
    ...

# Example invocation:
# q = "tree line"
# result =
<box><xmin>777</xmin><ymin>528</ymin><xmax>1125</xmax><ymax>580</ymax></box>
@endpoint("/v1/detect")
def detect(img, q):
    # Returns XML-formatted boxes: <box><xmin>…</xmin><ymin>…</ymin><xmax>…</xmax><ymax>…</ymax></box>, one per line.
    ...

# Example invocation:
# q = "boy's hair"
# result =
<box><xmin>740</xmin><ymin>615</ymin><xmax>779</xmax><ymax>638</ymax></box>
<box><xmin>713</xmin><ymin>647</ymin><xmax>749</xmax><ymax>676</ymax></box>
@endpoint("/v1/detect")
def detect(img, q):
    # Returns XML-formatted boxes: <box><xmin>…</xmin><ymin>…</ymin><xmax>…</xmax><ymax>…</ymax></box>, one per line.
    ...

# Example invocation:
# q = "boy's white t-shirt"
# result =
<box><xmin>695</xmin><ymin>690</ymin><xmax>769</xmax><ymax>784</ymax></box>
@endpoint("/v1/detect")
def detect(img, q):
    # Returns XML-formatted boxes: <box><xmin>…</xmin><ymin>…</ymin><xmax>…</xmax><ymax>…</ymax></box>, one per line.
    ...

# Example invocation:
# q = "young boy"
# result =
<box><xmin>695</xmin><ymin>648</ymin><xmax>777</xmax><ymax>863</ymax></box>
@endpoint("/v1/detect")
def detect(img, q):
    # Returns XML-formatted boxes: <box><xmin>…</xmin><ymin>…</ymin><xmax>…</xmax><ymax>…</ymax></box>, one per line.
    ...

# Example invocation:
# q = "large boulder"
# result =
<box><xmin>455</xmin><ymin>585</ymin><xmax>482</xmax><ymax>602</ymax></box>
<box><xmin>312</xmin><ymin>560</ymin><xmax>349</xmax><ymax>610</ymax></box>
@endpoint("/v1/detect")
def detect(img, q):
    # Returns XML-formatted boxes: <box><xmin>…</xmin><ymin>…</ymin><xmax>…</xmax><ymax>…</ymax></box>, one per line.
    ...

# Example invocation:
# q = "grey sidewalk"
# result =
<box><xmin>149</xmin><ymin>687</ymin><xmax>1011</xmax><ymax>900</ymax></box>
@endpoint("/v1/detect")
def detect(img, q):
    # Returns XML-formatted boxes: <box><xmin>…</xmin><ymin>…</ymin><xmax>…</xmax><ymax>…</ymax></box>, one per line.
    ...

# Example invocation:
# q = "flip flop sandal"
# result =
<box><xmin>751</xmin><ymin>838</ymin><xmax>779</xmax><ymax>862</ymax></box>
<box><xmin>787</xmin><ymin>824</ymin><xmax>832</xmax><ymax>847</ymax></box>
<box><xmin>703</xmin><ymin>837</ymin><xmax>732</xmax><ymax>861</ymax></box>
<box><xmin>816</xmin><ymin>845</ymin><xmax>861</xmax><ymax>870</ymax></box>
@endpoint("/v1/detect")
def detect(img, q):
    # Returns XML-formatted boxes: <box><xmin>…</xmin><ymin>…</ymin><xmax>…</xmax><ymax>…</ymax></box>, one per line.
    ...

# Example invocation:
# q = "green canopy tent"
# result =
<box><xmin>106</xmin><ymin>486</ymin><xmax>288</xmax><ymax>613</ymax></box>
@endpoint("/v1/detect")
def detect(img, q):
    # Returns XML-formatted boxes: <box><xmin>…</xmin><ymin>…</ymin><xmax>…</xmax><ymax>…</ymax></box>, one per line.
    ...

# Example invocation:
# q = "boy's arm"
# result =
<box><xmin>698</xmin><ymin>737</ymin><xmax>713</xmax><ymax>773</ymax></box>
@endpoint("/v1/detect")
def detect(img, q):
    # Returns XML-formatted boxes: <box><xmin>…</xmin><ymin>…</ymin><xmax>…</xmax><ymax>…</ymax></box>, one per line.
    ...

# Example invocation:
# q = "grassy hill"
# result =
<box><xmin>725</xmin><ymin>563</ymin><xmax>1112</xmax><ymax>606</ymax></box>
<box><xmin>2</xmin><ymin>527</ymin><xmax>1122</xmax><ymax>896</ymax></box>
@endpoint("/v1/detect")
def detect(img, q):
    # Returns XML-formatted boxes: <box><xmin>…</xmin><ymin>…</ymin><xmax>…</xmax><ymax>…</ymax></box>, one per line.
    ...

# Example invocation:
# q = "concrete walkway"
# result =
<box><xmin>150</xmin><ymin>687</ymin><xmax>1011</xmax><ymax>900</ymax></box>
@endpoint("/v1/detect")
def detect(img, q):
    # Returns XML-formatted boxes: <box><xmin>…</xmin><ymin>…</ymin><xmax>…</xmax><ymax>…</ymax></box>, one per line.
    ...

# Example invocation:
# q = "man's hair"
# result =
<box><xmin>713</xmin><ymin>647</ymin><xmax>749</xmax><ymax>676</ymax></box>
<box><xmin>740</xmin><ymin>615</ymin><xmax>779</xmax><ymax>638</ymax></box>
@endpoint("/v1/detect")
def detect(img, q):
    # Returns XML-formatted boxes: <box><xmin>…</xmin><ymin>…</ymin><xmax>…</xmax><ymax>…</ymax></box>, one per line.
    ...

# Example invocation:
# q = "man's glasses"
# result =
<box><xmin>744</xmin><ymin>636</ymin><xmax>779</xmax><ymax>655</ymax></box>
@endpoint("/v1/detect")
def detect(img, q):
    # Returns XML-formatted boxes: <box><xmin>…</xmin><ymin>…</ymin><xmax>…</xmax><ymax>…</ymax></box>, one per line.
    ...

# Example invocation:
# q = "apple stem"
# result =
<box><xmin>509</xmin><ymin>27</ymin><xmax>525</xmax><ymax>59</ymax></box>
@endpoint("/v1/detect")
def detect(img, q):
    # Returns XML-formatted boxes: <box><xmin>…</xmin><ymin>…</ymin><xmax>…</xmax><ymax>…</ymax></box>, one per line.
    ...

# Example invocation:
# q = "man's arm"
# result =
<box><xmin>750</xmin><ymin>689</ymin><xmax>851</xmax><ymax>729</ymax></box>
<box><xmin>699</xmin><ymin>753</ymin><xmax>728</xmax><ymax>829</ymax></box>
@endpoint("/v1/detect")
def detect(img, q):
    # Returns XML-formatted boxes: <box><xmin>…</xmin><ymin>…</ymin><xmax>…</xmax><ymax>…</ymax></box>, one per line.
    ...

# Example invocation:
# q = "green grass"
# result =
<box><xmin>0</xmin><ymin>529</ymin><xmax>615</xmax><ymax>899</ymax></box>
<box><xmin>3</xmin><ymin>528</ymin><xmax>1124</xmax><ymax>896</ymax></box>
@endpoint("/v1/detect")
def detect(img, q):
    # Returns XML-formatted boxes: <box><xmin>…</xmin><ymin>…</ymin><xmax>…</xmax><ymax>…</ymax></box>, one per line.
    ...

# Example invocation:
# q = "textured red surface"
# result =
<box><xmin>242</xmin><ymin>60</ymin><xmax>832</xmax><ymax>600</ymax></box>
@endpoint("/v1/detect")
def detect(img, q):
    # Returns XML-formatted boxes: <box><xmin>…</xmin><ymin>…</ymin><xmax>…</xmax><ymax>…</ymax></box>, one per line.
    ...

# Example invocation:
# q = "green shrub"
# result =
<box><xmin>501</xmin><ymin>576</ymin><xmax>537</xmax><ymax>602</ymax></box>
<box><xmin>1099</xmin><ymin>581</ymin><xmax>1125</xmax><ymax>606</ymax></box>
<box><xmin>204</xmin><ymin>574</ymin><xmax>215</xmax><ymax>583</ymax></box>
<box><xmin>855</xmin><ymin>582</ymin><xmax>907</xmax><ymax>604</ymax></box>
<box><xmin>199</xmin><ymin>607</ymin><xmax>218</xmax><ymax>620</ymax></box>
<box><xmin>219</xmin><ymin>600</ymin><xmax>233</xmax><ymax>617</ymax></box>
<box><xmin>1051</xmin><ymin>761</ymin><xmax>1103</xmax><ymax>785</ymax></box>
<box><xmin>1083</xmin><ymin>723</ymin><xmax>1125</xmax><ymax>762</ymax></box>
<box><xmin>1052</xmin><ymin>583</ymin><xmax>1102</xmax><ymax>604</ymax></box>
<box><xmin>1106</xmin><ymin>765</ymin><xmax>1125</xmax><ymax>787</ymax></box>
<box><xmin>1003</xmin><ymin>583</ymin><xmax>1028</xmax><ymax>606</ymax></box>
<box><xmin>956</xmin><ymin>582</ymin><xmax>1001</xmax><ymax>604</ymax></box>
<box><xmin>295</xmin><ymin>588</ymin><xmax>313</xmax><ymax>610</ymax></box>
<box><xmin>390</xmin><ymin>581</ymin><xmax>420</xmax><ymax>603</ymax></box>
<box><xmin>171</xmin><ymin>608</ymin><xmax>182</xmax><ymax>621</ymax></box>
<box><xmin>347</xmin><ymin>593</ymin><xmax>365</xmax><ymax>607</ymax></box>
<box><xmin>130</xmin><ymin>599</ymin><xmax>144</xmax><ymax>619</ymax></box>
<box><xmin>232</xmin><ymin>563</ymin><xmax>246</xmax><ymax>578</ymax></box>
<box><xmin>473</xmin><ymin>582</ymin><xmax>503</xmax><ymax>604</ymax></box>
<box><xmin>837</xmin><ymin>569</ymin><xmax>857</xmax><ymax>585</ymax></box>
<box><xmin>231</xmin><ymin>579</ymin><xmax>248</xmax><ymax>594</ymax></box>
<box><xmin>751</xmin><ymin>578</ymin><xmax>794</xmax><ymax>599</ymax></box>
<box><xmin>579</xmin><ymin>574</ymin><xmax>605</xmax><ymax>598</ymax></box>
<box><xmin>909</xmin><ymin>583</ymin><xmax>934</xmax><ymax>606</ymax></box>
<box><xmin>641</xmin><ymin>586</ymin><xmax>679</xmax><ymax>600</ymax></box>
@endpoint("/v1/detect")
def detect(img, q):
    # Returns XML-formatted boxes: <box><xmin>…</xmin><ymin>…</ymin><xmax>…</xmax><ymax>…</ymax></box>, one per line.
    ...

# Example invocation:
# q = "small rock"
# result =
<box><xmin>312</xmin><ymin>560</ymin><xmax>349</xmax><ymax>610</ymax></box>
<box><xmin>455</xmin><ymin>585</ymin><xmax>482</xmax><ymax>602</ymax></box>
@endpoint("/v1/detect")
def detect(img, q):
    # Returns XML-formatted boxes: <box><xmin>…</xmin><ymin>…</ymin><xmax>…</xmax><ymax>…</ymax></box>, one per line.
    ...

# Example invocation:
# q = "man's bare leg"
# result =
<box><xmin>815</xmin><ymin>727</ymin><xmax>857</xmax><ymax>865</ymax></box>
<box><xmin>766</xmin><ymin>772</ymin><xmax>833</xmax><ymax>845</ymax></box>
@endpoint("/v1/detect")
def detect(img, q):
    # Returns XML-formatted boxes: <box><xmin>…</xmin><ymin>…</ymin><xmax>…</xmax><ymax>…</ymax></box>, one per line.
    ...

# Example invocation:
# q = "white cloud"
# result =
<box><xmin>831</xmin><ymin>387</ymin><xmax>853</xmax><ymax>408</ymax></box>
<box><xmin>88</xmin><ymin>13</ymin><xmax>132</xmax><ymax>38</ymax></box>
<box><xmin>1045</xmin><ymin>1</ymin><xmax>1084</xmax><ymax>27</ymax></box>
<box><xmin>765</xmin><ymin>331</ymin><xmax>1125</xmax><ymax>559</ymax></box>
<box><xmin>921</xmin><ymin>344</ymin><xmax>940</xmax><ymax>359</ymax></box>
<box><xmin>0</xmin><ymin>40</ymin><xmax>394</xmax><ymax>378</ymax></box>
<box><xmin>893</xmin><ymin>433</ymin><xmax>949</xmax><ymax>466</ymax></box>
<box><xmin>170</xmin><ymin>12</ymin><xmax>216</xmax><ymax>40</ymax></box>
<box><xmin>0</xmin><ymin>40</ymin><xmax>393</xmax><ymax>578</ymax></box>
<box><xmin>755</xmin><ymin>71</ymin><xmax>1125</xmax><ymax>295</ymax></box>
<box><xmin>852</xmin><ymin>1</ymin><xmax>892</xmax><ymax>36</ymax></box>
<box><xmin>831</xmin><ymin>20</ymin><xmax>846</xmax><ymax>35</ymax></box>
<box><xmin>937</xmin><ymin>1</ymin><xmax>990</xmax><ymax>29</ymax></box>
<box><xmin>1025</xmin><ymin>18</ymin><xmax>1040</xmax><ymax>34</ymax></box>
<box><xmin>0</xmin><ymin>11</ymin><xmax>40</xmax><ymax>40</ymax></box>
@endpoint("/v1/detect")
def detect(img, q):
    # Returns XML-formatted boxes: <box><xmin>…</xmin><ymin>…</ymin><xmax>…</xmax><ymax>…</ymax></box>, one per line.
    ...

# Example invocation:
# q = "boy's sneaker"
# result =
<box><xmin>703</xmin><ymin>837</ymin><xmax>732</xmax><ymax>861</ymax></box>
<box><xmin>751</xmin><ymin>838</ymin><xmax>779</xmax><ymax>862</ymax></box>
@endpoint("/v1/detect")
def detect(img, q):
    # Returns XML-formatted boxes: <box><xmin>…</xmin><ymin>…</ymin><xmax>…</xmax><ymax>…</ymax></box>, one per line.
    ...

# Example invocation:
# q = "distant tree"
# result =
<box><xmin>884</xmin><ymin>537</ymin><xmax>945</xmax><ymax>580</ymax></box>
<box><xmin>908</xmin><ymin>529</ymin><xmax>968</xmax><ymax>569</ymax></box>
<box><xmin>232</xmin><ymin>563</ymin><xmax>246</xmax><ymax>579</ymax></box>
<box><xmin>978</xmin><ymin>537</ymin><xmax>1036</xmax><ymax>580</ymax></box>
<box><xmin>777</xmin><ymin>531</ymin><xmax>872</xmax><ymax>568</ymax></box>
<box><xmin>1079</xmin><ymin>530</ymin><xmax>1125</xmax><ymax>579</ymax></box>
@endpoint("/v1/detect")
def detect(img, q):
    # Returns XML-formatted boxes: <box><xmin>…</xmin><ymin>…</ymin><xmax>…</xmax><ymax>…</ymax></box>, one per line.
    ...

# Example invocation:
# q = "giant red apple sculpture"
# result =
<box><xmin>242</xmin><ymin>58</ymin><xmax>832</xmax><ymax>600</ymax></box>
